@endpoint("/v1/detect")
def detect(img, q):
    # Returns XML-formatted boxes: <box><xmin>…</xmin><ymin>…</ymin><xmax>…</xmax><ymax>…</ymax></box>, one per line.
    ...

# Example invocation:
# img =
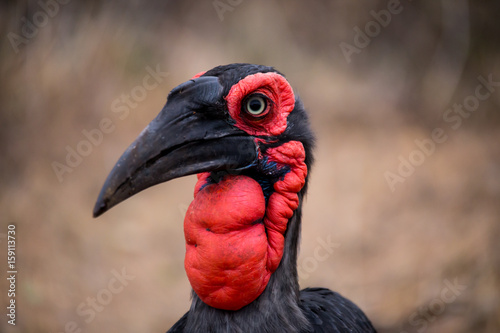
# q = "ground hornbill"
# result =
<box><xmin>93</xmin><ymin>63</ymin><xmax>376</xmax><ymax>332</ymax></box>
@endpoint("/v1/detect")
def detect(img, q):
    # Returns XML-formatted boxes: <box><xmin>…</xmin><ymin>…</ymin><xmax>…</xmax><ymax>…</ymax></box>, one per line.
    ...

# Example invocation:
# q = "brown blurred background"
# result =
<box><xmin>1</xmin><ymin>1</ymin><xmax>499</xmax><ymax>332</ymax></box>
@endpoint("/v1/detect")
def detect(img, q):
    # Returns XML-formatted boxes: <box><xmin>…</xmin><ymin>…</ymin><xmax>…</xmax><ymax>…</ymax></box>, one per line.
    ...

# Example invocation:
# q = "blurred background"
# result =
<box><xmin>1</xmin><ymin>1</ymin><xmax>499</xmax><ymax>332</ymax></box>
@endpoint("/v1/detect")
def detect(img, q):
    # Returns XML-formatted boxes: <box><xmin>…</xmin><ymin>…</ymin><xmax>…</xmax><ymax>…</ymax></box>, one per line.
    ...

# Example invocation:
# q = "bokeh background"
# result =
<box><xmin>1</xmin><ymin>1</ymin><xmax>499</xmax><ymax>332</ymax></box>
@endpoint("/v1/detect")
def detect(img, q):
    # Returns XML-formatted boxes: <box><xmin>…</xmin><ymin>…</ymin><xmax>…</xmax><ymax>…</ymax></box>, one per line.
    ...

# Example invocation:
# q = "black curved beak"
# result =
<box><xmin>93</xmin><ymin>76</ymin><xmax>257</xmax><ymax>217</ymax></box>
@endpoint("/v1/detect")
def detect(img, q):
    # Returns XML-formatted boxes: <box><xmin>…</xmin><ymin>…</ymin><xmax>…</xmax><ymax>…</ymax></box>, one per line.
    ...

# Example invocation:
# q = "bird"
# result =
<box><xmin>93</xmin><ymin>63</ymin><xmax>376</xmax><ymax>333</ymax></box>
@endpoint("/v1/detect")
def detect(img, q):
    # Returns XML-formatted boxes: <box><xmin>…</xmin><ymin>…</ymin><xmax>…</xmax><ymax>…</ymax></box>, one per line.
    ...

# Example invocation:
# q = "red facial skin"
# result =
<box><xmin>184</xmin><ymin>72</ymin><xmax>307</xmax><ymax>310</ymax></box>
<box><xmin>191</xmin><ymin>71</ymin><xmax>206</xmax><ymax>79</ymax></box>
<box><xmin>226</xmin><ymin>72</ymin><xmax>295</xmax><ymax>136</ymax></box>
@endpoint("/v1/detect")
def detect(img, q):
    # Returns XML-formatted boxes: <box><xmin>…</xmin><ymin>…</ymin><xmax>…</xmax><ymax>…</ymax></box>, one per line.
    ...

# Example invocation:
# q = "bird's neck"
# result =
<box><xmin>183</xmin><ymin>173</ymin><xmax>272</xmax><ymax>310</ymax></box>
<box><xmin>182</xmin><ymin>141</ymin><xmax>310</xmax><ymax>332</ymax></box>
<box><xmin>183</xmin><ymin>202</ymin><xmax>311</xmax><ymax>333</ymax></box>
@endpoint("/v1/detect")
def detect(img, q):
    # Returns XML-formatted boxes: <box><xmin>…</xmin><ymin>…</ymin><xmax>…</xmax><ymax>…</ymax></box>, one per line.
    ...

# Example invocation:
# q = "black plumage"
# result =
<box><xmin>93</xmin><ymin>63</ymin><xmax>376</xmax><ymax>333</ymax></box>
<box><xmin>166</xmin><ymin>64</ymin><xmax>375</xmax><ymax>333</ymax></box>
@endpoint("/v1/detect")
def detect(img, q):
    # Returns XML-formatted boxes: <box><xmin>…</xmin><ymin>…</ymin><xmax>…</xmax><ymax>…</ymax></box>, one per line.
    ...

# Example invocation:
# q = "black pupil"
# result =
<box><xmin>249</xmin><ymin>98</ymin><xmax>263</xmax><ymax>112</ymax></box>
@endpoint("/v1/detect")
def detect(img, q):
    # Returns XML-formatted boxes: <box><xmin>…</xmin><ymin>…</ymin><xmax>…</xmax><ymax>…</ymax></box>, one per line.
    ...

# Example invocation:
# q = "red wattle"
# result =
<box><xmin>263</xmin><ymin>141</ymin><xmax>307</xmax><ymax>272</ymax></box>
<box><xmin>183</xmin><ymin>141</ymin><xmax>307</xmax><ymax>311</ymax></box>
<box><xmin>184</xmin><ymin>174</ymin><xmax>270</xmax><ymax>311</ymax></box>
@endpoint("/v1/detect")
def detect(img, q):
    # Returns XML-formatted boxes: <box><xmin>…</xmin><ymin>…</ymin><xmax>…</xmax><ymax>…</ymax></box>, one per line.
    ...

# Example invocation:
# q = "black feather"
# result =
<box><xmin>165</xmin><ymin>64</ymin><xmax>376</xmax><ymax>333</ymax></box>
<box><xmin>299</xmin><ymin>288</ymin><xmax>376</xmax><ymax>333</ymax></box>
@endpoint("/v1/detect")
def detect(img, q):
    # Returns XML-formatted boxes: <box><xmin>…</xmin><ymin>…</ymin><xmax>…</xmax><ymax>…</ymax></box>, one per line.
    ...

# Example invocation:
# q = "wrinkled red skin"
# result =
<box><xmin>262</xmin><ymin>141</ymin><xmax>307</xmax><ymax>272</ymax></box>
<box><xmin>184</xmin><ymin>141</ymin><xmax>307</xmax><ymax>311</ymax></box>
<box><xmin>184</xmin><ymin>175</ymin><xmax>269</xmax><ymax>311</ymax></box>
<box><xmin>226</xmin><ymin>72</ymin><xmax>295</xmax><ymax>136</ymax></box>
<box><xmin>184</xmin><ymin>72</ymin><xmax>307</xmax><ymax>311</ymax></box>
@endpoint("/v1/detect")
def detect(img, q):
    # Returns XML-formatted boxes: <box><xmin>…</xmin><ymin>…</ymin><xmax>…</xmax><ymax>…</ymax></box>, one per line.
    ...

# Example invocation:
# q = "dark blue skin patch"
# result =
<box><xmin>246</xmin><ymin>156</ymin><xmax>290</xmax><ymax>202</ymax></box>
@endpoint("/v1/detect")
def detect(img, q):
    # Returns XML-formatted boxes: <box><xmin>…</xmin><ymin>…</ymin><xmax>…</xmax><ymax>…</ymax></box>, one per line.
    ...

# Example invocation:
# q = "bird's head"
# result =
<box><xmin>93</xmin><ymin>63</ymin><xmax>314</xmax><ymax>311</ymax></box>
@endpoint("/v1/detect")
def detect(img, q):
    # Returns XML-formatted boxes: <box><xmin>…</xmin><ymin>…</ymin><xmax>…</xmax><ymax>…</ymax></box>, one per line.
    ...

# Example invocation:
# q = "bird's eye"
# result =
<box><xmin>243</xmin><ymin>95</ymin><xmax>268</xmax><ymax>117</ymax></box>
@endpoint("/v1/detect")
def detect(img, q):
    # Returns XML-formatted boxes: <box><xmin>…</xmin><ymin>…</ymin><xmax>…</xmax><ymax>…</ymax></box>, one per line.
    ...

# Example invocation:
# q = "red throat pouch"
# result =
<box><xmin>183</xmin><ymin>142</ymin><xmax>307</xmax><ymax>311</ymax></box>
<box><xmin>184</xmin><ymin>174</ymin><xmax>271</xmax><ymax>310</ymax></box>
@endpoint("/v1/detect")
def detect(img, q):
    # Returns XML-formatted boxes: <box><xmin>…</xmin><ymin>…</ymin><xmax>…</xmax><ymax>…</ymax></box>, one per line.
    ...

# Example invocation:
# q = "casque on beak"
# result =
<box><xmin>93</xmin><ymin>76</ymin><xmax>257</xmax><ymax>217</ymax></box>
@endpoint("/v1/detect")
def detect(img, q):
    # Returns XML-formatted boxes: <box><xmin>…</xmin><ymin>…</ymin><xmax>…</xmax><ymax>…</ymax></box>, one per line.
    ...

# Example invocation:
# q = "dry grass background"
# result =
<box><xmin>0</xmin><ymin>1</ymin><xmax>499</xmax><ymax>332</ymax></box>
